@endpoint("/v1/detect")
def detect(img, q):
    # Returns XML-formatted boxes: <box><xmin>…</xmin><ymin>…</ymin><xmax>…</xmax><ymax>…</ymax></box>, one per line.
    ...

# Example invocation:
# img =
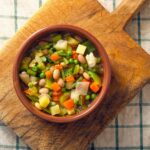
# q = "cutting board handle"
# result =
<box><xmin>110</xmin><ymin>0</ymin><xmax>150</xmax><ymax>81</ymax></box>
<box><xmin>111</xmin><ymin>0</ymin><xmax>146</xmax><ymax>30</ymax></box>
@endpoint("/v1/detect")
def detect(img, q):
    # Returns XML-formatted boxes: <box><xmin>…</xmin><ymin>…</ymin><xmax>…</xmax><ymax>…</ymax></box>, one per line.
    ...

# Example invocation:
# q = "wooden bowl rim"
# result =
<box><xmin>13</xmin><ymin>24</ymin><xmax>111</xmax><ymax>123</ymax></box>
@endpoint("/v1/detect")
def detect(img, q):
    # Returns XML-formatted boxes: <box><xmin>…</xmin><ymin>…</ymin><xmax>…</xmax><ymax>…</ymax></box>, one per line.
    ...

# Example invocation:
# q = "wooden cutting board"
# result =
<box><xmin>0</xmin><ymin>0</ymin><xmax>150</xmax><ymax>149</ymax></box>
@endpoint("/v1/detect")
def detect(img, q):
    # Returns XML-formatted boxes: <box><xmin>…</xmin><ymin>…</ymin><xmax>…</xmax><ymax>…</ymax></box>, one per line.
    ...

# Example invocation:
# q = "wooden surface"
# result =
<box><xmin>0</xmin><ymin>0</ymin><xmax>150</xmax><ymax>149</ymax></box>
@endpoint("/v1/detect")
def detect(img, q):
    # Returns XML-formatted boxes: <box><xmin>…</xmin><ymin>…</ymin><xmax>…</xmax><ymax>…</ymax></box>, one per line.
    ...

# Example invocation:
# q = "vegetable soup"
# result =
<box><xmin>19</xmin><ymin>32</ymin><xmax>103</xmax><ymax>116</ymax></box>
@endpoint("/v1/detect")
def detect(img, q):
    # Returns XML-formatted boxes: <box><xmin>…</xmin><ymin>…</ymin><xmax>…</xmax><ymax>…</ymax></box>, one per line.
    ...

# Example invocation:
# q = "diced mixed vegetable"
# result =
<box><xmin>19</xmin><ymin>32</ymin><xmax>103</xmax><ymax>116</ymax></box>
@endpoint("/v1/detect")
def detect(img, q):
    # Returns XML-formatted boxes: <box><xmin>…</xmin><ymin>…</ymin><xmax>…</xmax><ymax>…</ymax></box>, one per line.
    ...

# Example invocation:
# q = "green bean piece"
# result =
<box><xmin>88</xmin><ymin>71</ymin><xmax>101</xmax><ymax>85</ymax></box>
<box><xmin>20</xmin><ymin>65</ymin><xmax>28</xmax><ymax>71</ymax></box>
<box><xmin>67</xmin><ymin>51</ymin><xmax>72</xmax><ymax>57</ymax></box>
<box><xmin>61</xmin><ymin>70</ymin><xmax>65</xmax><ymax>80</ymax></box>
<box><xmin>78</xmin><ymin>96</ymin><xmax>85</xmax><ymax>106</ymax></box>
<box><xmin>37</xmin><ymin>62</ymin><xmax>45</xmax><ymax>70</ymax></box>
<box><xmin>74</xmin><ymin>59</ymin><xmax>78</xmax><ymax>64</ymax></box>
<box><xmin>76</xmin><ymin>76</ymin><xmax>83</xmax><ymax>82</ymax></box>
<box><xmin>81</xmin><ymin>64</ymin><xmax>88</xmax><ymax>69</ymax></box>
<box><xmin>27</xmin><ymin>69</ymin><xmax>36</xmax><ymax>76</ymax></box>
<box><xmin>43</xmin><ymin>108</ymin><xmax>51</xmax><ymax>114</ymax></box>
<box><xmin>51</xmin><ymin>34</ymin><xmax>62</xmax><ymax>43</ymax></box>
<box><xmin>26</xmin><ymin>95</ymin><xmax>39</xmax><ymax>103</ymax></box>
<box><xmin>74</xmin><ymin>99</ymin><xmax>79</xmax><ymax>105</ymax></box>
<box><xmin>57</xmin><ymin>51</ymin><xmax>67</xmax><ymax>57</ymax></box>
<box><xmin>63</xmin><ymin>58</ymin><xmax>69</xmax><ymax>65</ymax></box>
<box><xmin>67</xmin><ymin>36</ymin><xmax>79</xmax><ymax>46</ymax></box>
<box><xmin>82</xmin><ymin>40</ymin><xmax>96</xmax><ymax>53</ymax></box>
<box><xmin>59</xmin><ymin>92</ymin><xmax>70</xmax><ymax>106</ymax></box>
<box><xmin>28</xmin><ymin>82</ymin><xmax>34</xmax><ymax>88</ymax></box>
<box><xmin>73</xmin><ymin>65</ymin><xmax>80</xmax><ymax>75</ymax></box>
<box><xmin>62</xmin><ymin>88</ymin><xmax>66</xmax><ymax>93</ymax></box>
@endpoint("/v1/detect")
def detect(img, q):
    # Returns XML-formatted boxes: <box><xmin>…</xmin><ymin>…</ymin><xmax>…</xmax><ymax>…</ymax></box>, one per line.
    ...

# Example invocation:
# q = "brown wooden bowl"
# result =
<box><xmin>13</xmin><ymin>25</ymin><xmax>111</xmax><ymax>123</ymax></box>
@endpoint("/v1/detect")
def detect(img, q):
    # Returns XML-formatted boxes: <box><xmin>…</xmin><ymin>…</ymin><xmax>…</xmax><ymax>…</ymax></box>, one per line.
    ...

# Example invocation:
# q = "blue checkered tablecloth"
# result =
<box><xmin>0</xmin><ymin>0</ymin><xmax>150</xmax><ymax>150</ymax></box>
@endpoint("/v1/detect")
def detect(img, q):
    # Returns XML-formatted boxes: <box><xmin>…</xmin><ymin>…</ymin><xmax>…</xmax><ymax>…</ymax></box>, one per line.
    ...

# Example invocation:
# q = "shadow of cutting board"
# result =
<box><xmin>0</xmin><ymin>0</ymin><xmax>150</xmax><ymax>149</ymax></box>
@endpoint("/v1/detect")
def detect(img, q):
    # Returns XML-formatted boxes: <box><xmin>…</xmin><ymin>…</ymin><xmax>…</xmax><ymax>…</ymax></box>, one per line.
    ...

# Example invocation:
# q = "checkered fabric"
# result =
<box><xmin>0</xmin><ymin>0</ymin><xmax>150</xmax><ymax>150</ymax></box>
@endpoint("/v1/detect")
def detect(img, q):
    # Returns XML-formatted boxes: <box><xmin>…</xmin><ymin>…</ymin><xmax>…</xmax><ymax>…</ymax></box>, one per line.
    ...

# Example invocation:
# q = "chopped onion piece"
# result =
<box><xmin>54</xmin><ymin>40</ymin><xmax>67</xmax><ymax>50</ymax></box>
<box><xmin>86</xmin><ymin>52</ymin><xmax>97</xmax><ymax>68</ymax></box>
<box><xmin>75</xmin><ymin>82</ymin><xmax>90</xmax><ymax>95</ymax></box>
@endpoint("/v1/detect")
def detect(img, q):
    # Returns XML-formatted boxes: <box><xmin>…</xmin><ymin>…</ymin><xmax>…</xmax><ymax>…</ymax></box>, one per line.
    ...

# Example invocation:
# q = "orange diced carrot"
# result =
<box><xmin>55</xmin><ymin>64</ymin><xmax>63</xmax><ymax>70</ymax></box>
<box><xmin>51</xmin><ymin>82</ymin><xmax>61</xmax><ymax>92</ymax></box>
<box><xmin>52</xmin><ymin>91</ymin><xmax>62</xmax><ymax>96</ymax></box>
<box><xmin>24</xmin><ymin>89</ymin><xmax>32</xmax><ymax>95</ymax></box>
<box><xmin>65</xmin><ymin>75</ymin><xmax>75</xmax><ymax>82</ymax></box>
<box><xmin>63</xmin><ymin>99</ymin><xmax>74</xmax><ymax>109</ymax></box>
<box><xmin>82</xmin><ymin>79</ymin><xmax>90</xmax><ymax>82</ymax></box>
<box><xmin>90</xmin><ymin>82</ymin><xmax>100</xmax><ymax>93</ymax></box>
<box><xmin>50</xmin><ymin>53</ymin><xmax>60</xmax><ymax>61</ymax></box>
<box><xmin>53</xmin><ymin>96</ymin><xmax>59</xmax><ymax>102</ymax></box>
<box><xmin>72</xmin><ymin>50</ymin><xmax>78</xmax><ymax>59</ymax></box>
<box><xmin>45</xmin><ymin>70</ymin><xmax>52</xmax><ymax>79</ymax></box>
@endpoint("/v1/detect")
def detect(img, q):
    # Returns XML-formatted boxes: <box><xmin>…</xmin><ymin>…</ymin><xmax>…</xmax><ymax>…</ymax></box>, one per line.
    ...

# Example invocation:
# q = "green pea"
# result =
<box><xmin>67</xmin><ymin>51</ymin><xmax>72</xmax><ymax>57</ymax></box>
<box><xmin>91</xmin><ymin>94</ymin><xmax>96</xmax><ymax>100</ymax></box>
<box><xmin>69</xmin><ymin>58</ymin><xmax>74</xmax><ymax>64</ymax></box>
<box><xmin>39</xmin><ymin>72</ymin><xmax>45</xmax><ymax>78</ymax></box>
<box><xmin>74</xmin><ymin>59</ymin><xmax>78</xmax><ymax>64</ymax></box>
<box><xmin>32</xmin><ymin>66</ymin><xmax>38</xmax><ymax>72</ymax></box>
<box><xmin>85</xmin><ymin>95</ymin><xmax>90</xmax><ymax>101</ymax></box>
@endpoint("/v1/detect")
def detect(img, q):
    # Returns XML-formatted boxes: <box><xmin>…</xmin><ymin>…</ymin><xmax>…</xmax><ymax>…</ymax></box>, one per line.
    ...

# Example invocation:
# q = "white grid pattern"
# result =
<box><xmin>0</xmin><ymin>0</ymin><xmax>150</xmax><ymax>149</ymax></box>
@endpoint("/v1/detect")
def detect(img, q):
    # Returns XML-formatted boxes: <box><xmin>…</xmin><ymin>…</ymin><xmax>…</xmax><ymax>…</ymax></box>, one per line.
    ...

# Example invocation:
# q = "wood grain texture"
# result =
<box><xmin>0</xmin><ymin>0</ymin><xmax>150</xmax><ymax>149</ymax></box>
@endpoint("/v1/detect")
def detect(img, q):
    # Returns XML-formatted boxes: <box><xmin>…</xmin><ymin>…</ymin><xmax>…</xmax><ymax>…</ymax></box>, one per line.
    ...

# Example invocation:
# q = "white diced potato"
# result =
<box><xmin>67</xmin><ymin>109</ymin><xmax>75</xmax><ymax>115</ymax></box>
<box><xmin>50</xmin><ymin>105</ymin><xmax>61</xmax><ymax>115</ymax></box>
<box><xmin>39</xmin><ymin>94</ymin><xmax>50</xmax><ymax>108</ymax></box>
<box><xmin>76</xmin><ymin>44</ymin><xmax>86</xmax><ymax>55</ymax></box>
